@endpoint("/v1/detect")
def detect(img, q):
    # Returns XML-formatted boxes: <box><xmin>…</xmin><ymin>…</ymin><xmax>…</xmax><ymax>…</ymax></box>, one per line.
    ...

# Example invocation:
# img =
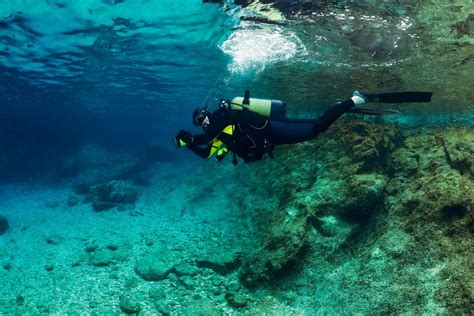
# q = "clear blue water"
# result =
<box><xmin>1</xmin><ymin>0</ymin><xmax>473</xmax><ymax>180</ymax></box>
<box><xmin>1</xmin><ymin>1</ymin><xmax>236</xmax><ymax>179</ymax></box>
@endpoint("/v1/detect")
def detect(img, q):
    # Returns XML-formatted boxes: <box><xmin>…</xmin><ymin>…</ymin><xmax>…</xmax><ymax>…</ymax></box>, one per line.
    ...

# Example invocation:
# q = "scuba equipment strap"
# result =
<box><xmin>229</xmin><ymin>90</ymin><xmax>252</xmax><ymax>110</ymax></box>
<box><xmin>243</xmin><ymin>90</ymin><xmax>250</xmax><ymax>105</ymax></box>
<box><xmin>363</xmin><ymin>91</ymin><xmax>433</xmax><ymax>103</ymax></box>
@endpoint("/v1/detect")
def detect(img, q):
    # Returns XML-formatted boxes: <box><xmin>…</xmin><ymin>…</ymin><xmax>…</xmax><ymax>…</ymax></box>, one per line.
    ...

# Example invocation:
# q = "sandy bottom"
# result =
<box><xmin>0</xmin><ymin>162</ymin><xmax>276</xmax><ymax>314</ymax></box>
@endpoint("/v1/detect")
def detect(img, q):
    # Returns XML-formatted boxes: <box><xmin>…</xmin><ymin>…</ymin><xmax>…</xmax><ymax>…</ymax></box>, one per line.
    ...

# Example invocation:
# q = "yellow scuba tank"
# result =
<box><xmin>229</xmin><ymin>90</ymin><xmax>286</xmax><ymax>118</ymax></box>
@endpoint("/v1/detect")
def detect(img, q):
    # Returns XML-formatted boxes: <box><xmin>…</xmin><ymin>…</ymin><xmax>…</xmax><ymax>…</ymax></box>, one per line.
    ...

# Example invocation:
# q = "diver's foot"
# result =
<box><xmin>351</xmin><ymin>91</ymin><xmax>369</xmax><ymax>105</ymax></box>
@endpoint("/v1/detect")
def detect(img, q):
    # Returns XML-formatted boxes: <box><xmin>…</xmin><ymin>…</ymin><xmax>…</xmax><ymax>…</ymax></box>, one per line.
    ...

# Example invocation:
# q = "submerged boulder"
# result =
<box><xmin>0</xmin><ymin>215</ymin><xmax>9</xmax><ymax>235</ymax></box>
<box><xmin>196</xmin><ymin>251</ymin><xmax>241</xmax><ymax>275</ymax></box>
<box><xmin>339</xmin><ymin>173</ymin><xmax>387</xmax><ymax>222</ymax></box>
<box><xmin>135</xmin><ymin>251</ymin><xmax>177</xmax><ymax>281</ymax></box>
<box><xmin>119</xmin><ymin>294</ymin><xmax>141</xmax><ymax>314</ymax></box>
<box><xmin>337</xmin><ymin>119</ymin><xmax>398</xmax><ymax>171</ymax></box>
<box><xmin>86</xmin><ymin>180</ymin><xmax>139</xmax><ymax>211</ymax></box>
<box><xmin>240</xmin><ymin>206</ymin><xmax>308</xmax><ymax>287</ymax></box>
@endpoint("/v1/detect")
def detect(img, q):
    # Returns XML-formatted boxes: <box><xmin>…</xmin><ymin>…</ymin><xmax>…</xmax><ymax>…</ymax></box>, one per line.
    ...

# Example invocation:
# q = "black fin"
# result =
<box><xmin>348</xmin><ymin>107</ymin><xmax>401</xmax><ymax>115</ymax></box>
<box><xmin>363</xmin><ymin>91</ymin><xmax>432</xmax><ymax>103</ymax></box>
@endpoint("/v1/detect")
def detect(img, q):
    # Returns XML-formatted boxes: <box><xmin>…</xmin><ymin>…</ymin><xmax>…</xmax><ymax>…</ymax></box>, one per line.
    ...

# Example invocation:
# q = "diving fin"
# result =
<box><xmin>362</xmin><ymin>91</ymin><xmax>433</xmax><ymax>103</ymax></box>
<box><xmin>348</xmin><ymin>107</ymin><xmax>401</xmax><ymax>115</ymax></box>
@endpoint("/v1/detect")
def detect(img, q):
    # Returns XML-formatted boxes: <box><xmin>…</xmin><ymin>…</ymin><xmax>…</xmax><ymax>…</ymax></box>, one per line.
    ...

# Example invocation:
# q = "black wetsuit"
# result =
<box><xmin>186</xmin><ymin>98</ymin><xmax>355</xmax><ymax>163</ymax></box>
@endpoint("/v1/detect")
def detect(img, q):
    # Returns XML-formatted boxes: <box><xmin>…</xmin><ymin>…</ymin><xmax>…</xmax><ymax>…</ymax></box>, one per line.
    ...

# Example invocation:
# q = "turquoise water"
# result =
<box><xmin>0</xmin><ymin>0</ymin><xmax>473</xmax><ymax>314</ymax></box>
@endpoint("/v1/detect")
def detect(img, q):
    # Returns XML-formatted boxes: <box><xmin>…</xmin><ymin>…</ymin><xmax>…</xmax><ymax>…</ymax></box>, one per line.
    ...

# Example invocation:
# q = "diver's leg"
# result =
<box><xmin>271</xmin><ymin>119</ymin><xmax>316</xmax><ymax>145</ymax></box>
<box><xmin>271</xmin><ymin>93</ymin><xmax>367</xmax><ymax>145</ymax></box>
<box><xmin>312</xmin><ymin>99</ymin><xmax>354</xmax><ymax>135</ymax></box>
<box><xmin>312</xmin><ymin>92</ymin><xmax>367</xmax><ymax>135</ymax></box>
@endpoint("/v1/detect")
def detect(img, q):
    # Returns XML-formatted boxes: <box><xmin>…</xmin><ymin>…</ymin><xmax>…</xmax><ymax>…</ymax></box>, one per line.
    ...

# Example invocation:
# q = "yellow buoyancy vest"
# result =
<box><xmin>208</xmin><ymin>125</ymin><xmax>234</xmax><ymax>158</ymax></box>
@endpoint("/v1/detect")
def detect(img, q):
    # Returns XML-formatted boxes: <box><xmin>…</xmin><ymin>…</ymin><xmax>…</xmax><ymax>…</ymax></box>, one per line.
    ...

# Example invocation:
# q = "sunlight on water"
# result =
<box><xmin>219</xmin><ymin>26</ymin><xmax>306</xmax><ymax>74</ymax></box>
<box><xmin>0</xmin><ymin>0</ymin><xmax>228</xmax><ymax>87</ymax></box>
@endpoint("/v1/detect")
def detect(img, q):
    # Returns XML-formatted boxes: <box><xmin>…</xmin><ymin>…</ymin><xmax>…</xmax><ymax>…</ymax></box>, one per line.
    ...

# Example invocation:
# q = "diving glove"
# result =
<box><xmin>174</xmin><ymin>137</ymin><xmax>187</xmax><ymax>148</ymax></box>
<box><xmin>175</xmin><ymin>130</ymin><xmax>194</xmax><ymax>148</ymax></box>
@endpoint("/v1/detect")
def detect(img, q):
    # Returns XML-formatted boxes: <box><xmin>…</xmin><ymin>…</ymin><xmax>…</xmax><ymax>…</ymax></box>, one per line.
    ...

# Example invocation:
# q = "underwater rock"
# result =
<box><xmin>178</xmin><ymin>276</ymin><xmax>195</xmax><ymax>290</ymax></box>
<box><xmin>67</xmin><ymin>195</ymin><xmax>80</xmax><ymax>207</ymax></box>
<box><xmin>338</xmin><ymin>120</ymin><xmax>398</xmax><ymax>171</ymax></box>
<box><xmin>72</xmin><ymin>183</ymin><xmax>90</xmax><ymax>195</ymax></box>
<box><xmin>84</xmin><ymin>241</ymin><xmax>99</xmax><ymax>253</ymax></box>
<box><xmin>339</xmin><ymin>173</ymin><xmax>387</xmax><ymax>222</ymax></box>
<box><xmin>196</xmin><ymin>251</ymin><xmax>241</xmax><ymax>275</ymax></box>
<box><xmin>107</xmin><ymin>243</ymin><xmax>119</xmax><ymax>251</ymax></box>
<box><xmin>45</xmin><ymin>234</ymin><xmax>64</xmax><ymax>245</ymax></box>
<box><xmin>225</xmin><ymin>292</ymin><xmax>249</xmax><ymax>308</ymax></box>
<box><xmin>173</xmin><ymin>262</ymin><xmax>200</xmax><ymax>276</ymax></box>
<box><xmin>154</xmin><ymin>302</ymin><xmax>172</xmax><ymax>316</ymax></box>
<box><xmin>89</xmin><ymin>249</ymin><xmax>114</xmax><ymax>267</ymax></box>
<box><xmin>225</xmin><ymin>280</ymin><xmax>241</xmax><ymax>292</ymax></box>
<box><xmin>435</xmin><ymin>129</ymin><xmax>474</xmax><ymax>177</ymax></box>
<box><xmin>119</xmin><ymin>294</ymin><xmax>141</xmax><ymax>314</ymax></box>
<box><xmin>3</xmin><ymin>262</ymin><xmax>12</xmax><ymax>271</ymax></box>
<box><xmin>135</xmin><ymin>251</ymin><xmax>177</xmax><ymax>281</ymax></box>
<box><xmin>0</xmin><ymin>215</ymin><xmax>9</xmax><ymax>235</ymax></box>
<box><xmin>383</xmin><ymin>127</ymin><xmax>474</xmax><ymax>313</ymax></box>
<box><xmin>240</xmin><ymin>206</ymin><xmax>308</xmax><ymax>287</ymax></box>
<box><xmin>15</xmin><ymin>295</ymin><xmax>25</xmax><ymax>306</ymax></box>
<box><xmin>44</xmin><ymin>264</ymin><xmax>54</xmax><ymax>272</ymax></box>
<box><xmin>88</xmin><ymin>180</ymin><xmax>139</xmax><ymax>211</ymax></box>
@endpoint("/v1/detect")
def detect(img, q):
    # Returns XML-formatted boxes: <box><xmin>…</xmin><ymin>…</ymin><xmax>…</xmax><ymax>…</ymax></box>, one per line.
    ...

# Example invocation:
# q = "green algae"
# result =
<box><xmin>230</xmin><ymin>121</ymin><xmax>473</xmax><ymax>313</ymax></box>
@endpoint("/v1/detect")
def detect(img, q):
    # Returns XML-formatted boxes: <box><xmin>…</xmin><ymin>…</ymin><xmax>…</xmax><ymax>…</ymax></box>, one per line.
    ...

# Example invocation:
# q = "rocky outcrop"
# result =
<box><xmin>337</xmin><ymin>119</ymin><xmax>399</xmax><ymax>171</ymax></box>
<box><xmin>382</xmin><ymin>128</ymin><xmax>474</xmax><ymax>313</ymax></box>
<box><xmin>239</xmin><ymin>121</ymin><xmax>393</xmax><ymax>287</ymax></box>
<box><xmin>74</xmin><ymin>180</ymin><xmax>139</xmax><ymax>211</ymax></box>
<box><xmin>236</xmin><ymin>123</ymin><xmax>473</xmax><ymax>313</ymax></box>
<box><xmin>240</xmin><ymin>206</ymin><xmax>308</xmax><ymax>286</ymax></box>
<box><xmin>134</xmin><ymin>251</ymin><xmax>177</xmax><ymax>281</ymax></box>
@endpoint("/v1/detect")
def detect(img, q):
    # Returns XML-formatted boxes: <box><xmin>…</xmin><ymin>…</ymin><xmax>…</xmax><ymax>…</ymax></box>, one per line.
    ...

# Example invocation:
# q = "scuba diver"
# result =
<box><xmin>175</xmin><ymin>90</ymin><xmax>432</xmax><ymax>164</ymax></box>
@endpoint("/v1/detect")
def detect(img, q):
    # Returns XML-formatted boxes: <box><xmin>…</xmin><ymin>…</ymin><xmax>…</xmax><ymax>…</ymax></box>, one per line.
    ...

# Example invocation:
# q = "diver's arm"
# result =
<box><xmin>191</xmin><ymin>132</ymin><xmax>215</xmax><ymax>145</ymax></box>
<box><xmin>187</xmin><ymin>143</ymin><xmax>212</xmax><ymax>159</ymax></box>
